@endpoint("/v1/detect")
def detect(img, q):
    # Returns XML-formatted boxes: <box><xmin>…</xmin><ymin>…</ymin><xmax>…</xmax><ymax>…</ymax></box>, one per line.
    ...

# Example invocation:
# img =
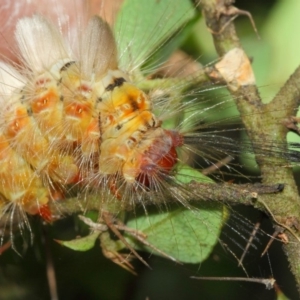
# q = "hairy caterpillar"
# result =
<box><xmin>0</xmin><ymin>0</ymin><xmax>220</xmax><ymax>233</ymax></box>
<box><xmin>0</xmin><ymin>0</ymin><xmax>299</xmax><ymax>299</ymax></box>
<box><xmin>0</xmin><ymin>13</ymin><xmax>192</xmax><ymax>221</ymax></box>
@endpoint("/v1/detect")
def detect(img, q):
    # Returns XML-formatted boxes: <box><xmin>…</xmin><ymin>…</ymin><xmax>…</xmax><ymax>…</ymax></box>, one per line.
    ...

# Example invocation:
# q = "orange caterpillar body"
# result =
<box><xmin>0</xmin><ymin>15</ymin><xmax>183</xmax><ymax>220</ymax></box>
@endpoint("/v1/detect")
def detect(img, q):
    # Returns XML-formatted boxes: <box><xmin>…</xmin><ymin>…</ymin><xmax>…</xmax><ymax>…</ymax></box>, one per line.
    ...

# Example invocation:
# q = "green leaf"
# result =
<box><xmin>126</xmin><ymin>204</ymin><xmax>224</xmax><ymax>264</ymax></box>
<box><xmin>125</xmin><ymin>164</ymin><xmax>224</xmax><ymax>264</ymax></box>
<box><xmin>55</xmin><ymin>232</ymin><xmax>100</xmax><ymax>252</ymax></box>
<box><xmin>175</xmin><ymin>163</ymin><xmax>215</xmax><ymax>184</ymax></box>
<box><xmin>115</xmin><ymin>0</ymin><xmax>195</xmax><ymax>71</ymax></box>
<box><xmin>142</xmin><ymin>14</ymin><xmax>200</xmax><ymax>74</ymax></box>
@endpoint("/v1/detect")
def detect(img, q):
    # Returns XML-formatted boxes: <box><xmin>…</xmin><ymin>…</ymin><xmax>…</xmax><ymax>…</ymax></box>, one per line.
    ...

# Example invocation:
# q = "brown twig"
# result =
<box><xmin>48</xmin><ymin>182</ymin><xmax>284</xmax><ymax>217</ymax></box>
<box><xmin>198</xmin><ymin>0</ymin><xmax>300</xmax><ymax>293</ymax></box>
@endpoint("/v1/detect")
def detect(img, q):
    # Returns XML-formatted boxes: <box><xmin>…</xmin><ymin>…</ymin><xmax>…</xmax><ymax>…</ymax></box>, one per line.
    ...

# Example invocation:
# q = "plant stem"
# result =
<box><xmin>198</xmin><ymin>0</ymin><xmax>300</xmax><ymax>292</ymax></box>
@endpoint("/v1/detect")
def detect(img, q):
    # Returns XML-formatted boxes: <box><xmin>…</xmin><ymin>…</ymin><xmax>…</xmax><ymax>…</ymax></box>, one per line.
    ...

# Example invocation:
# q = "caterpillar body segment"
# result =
<box><xmin>0</xmin><ymin>134</ymin><xmax>49</xmax><ymax>216</ymax></box>
<box><xmin>27</xmin><ymin>60</ymin><xmax>68</xmax><ymax>146</ymax></box>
